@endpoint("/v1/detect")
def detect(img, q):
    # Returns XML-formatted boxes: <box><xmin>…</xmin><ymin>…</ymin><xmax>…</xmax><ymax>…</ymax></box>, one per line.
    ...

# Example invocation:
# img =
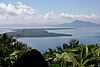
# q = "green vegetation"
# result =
<box><xmin>0</xmin><ymin>33</ymin><xmax>31</xmax><ymax>67</ymax></box>
<box><xmin>0</xmin><ymin>33</ymin><xmax>100</xmax><ymax>67</ymax></box>
<box><xmin>43</xmin><ymin>39</ymin><xmax>100</xmax><ymax>67</ymax></box>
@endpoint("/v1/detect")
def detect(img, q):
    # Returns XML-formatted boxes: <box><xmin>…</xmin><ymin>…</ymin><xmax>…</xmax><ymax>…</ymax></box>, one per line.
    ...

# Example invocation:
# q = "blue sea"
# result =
<box><xmin>0</xmin><ymin>27</ymin><xmax>100</xmax><ymax>52</ymax></box>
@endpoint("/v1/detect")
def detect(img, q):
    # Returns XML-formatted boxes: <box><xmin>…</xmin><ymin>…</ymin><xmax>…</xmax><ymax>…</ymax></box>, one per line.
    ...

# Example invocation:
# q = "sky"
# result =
<box><xmin>0</xmin><ymin>0</ymin><xmax>100</xmax><ymax>25</ymax></box>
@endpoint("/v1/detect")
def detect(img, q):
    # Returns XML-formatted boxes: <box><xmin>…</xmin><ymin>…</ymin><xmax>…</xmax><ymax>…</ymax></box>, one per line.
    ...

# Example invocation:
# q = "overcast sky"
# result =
<box><xmin>0</xmin><ymin>0</ymin><xmax>100</xmax><ymax>25</ymax></box>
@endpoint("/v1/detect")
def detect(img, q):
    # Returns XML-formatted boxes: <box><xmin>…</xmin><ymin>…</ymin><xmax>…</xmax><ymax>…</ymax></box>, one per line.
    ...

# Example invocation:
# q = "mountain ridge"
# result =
<box><xmin>57</xmin><ymin>20</ymin><xmax>100</xmax><ymax>27</ymax></box>
<box><xmin>0</xmin><ymin>20</ymin><xmax>99</xmax><ymax>27</ymax></box>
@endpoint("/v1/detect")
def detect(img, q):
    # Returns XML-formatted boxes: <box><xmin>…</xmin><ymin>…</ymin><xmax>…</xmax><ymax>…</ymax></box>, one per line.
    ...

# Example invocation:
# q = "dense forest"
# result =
<box><xmin>0</xmin><ymin>34</ymin><xmax>100</xmax><ymax>67</ymax></box>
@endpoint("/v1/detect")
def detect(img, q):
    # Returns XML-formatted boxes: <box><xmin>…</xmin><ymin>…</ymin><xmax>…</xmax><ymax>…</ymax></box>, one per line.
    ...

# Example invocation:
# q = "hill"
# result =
<box><xmin>57</xmin><ymin>20</ymin><xmax>100</xmax><ymax>27</ymax></box>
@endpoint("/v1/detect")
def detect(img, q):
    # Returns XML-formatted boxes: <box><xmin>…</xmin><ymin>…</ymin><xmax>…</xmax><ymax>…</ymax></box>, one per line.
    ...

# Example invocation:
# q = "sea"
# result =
<box><xmin>0</xmin><ymin>27</ymin><xmax>100</xmax><ymax>53</ymax></box>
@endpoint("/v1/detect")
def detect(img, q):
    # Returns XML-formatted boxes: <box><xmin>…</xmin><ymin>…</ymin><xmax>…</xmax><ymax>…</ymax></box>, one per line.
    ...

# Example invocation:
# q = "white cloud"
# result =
<box><xmin>38</xmin><ymin>12</ymin><xmax>100</xmax><ymax>24</ymax></box>
<box><xmin>6</xmin><ymin>4</ymin><xmax>16</xmax><ymax>15</ymax></box>
<box><xmin>16</xmin><ymin>2</ymin><xmax>36</xmax><ymax>16</ymax></box>
<box><xmin>60</xmin><ymin>13</ymin><xmax>99</xmax><ymax>21</ymax></box>
<box><xmin>0</xmin><ymin>2</ymin><xmax>37</xmax><ymax>21</ymax></box>
<box><xmin>0</xmin><ymin>2</ymin><xmax>100</xmax><ymax>24</ymax></box>
<box><xmin>38</xmin><ymin>12</ymin><xmax>57</xmax><ymax>21</ymax></box>
<box><xmin>37</xmin><ymin>12</ymin><xmax>66</xmax><ymax>24</ymax></box>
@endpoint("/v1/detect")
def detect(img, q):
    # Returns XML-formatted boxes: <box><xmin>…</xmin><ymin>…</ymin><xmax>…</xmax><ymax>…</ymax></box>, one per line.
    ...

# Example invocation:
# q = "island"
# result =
<box><xmin>7</xmin><ymin>28</ymin><xmax>72</xmax><ymax>37</ymax></box>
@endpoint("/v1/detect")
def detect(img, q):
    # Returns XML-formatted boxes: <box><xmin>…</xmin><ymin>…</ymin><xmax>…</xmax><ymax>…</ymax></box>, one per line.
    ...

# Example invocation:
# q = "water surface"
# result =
<box><xmin>17</xmin><ymin>27</ymin><xmax>100</xmax><ymax>52</ymax></box>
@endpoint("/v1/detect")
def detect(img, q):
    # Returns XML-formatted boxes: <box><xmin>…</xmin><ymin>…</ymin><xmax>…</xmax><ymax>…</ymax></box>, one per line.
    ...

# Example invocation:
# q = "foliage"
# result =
<box><xmin>43</xmin><ymin>39</ymin><xmax>100</xmax><ymax>67</ymax></box>
<box><xmin>0</xmin><ymin>33</ymin><xmax>31</xmax><ymax>67</ymax></box>
<box><xmin>0</xmin><ymin>34</ymin><xmax>100</xmax><ymax>67</ymax></box>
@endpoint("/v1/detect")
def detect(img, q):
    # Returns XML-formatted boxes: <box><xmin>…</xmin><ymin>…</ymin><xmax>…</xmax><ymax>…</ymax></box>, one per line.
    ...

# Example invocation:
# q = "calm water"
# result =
<box><xmin>0</xmin><ymin>27</ymin><xmax>100</xmax><ymax>52</ymax></box>
<box><xmin>18</xmin><ymin>27</ymin><xmax>100</xmax><ymax>52</ymax></box>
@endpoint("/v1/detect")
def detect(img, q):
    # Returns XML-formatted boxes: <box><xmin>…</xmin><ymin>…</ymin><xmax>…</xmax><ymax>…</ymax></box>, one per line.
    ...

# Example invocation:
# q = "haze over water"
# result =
<box><xmin>0</xmin><ymin>0</ymin><xmax>100</xmax><ymax>52</ymax></box>
<box><xmin>17</xmin><ymin>27</ymin><xmax>100</xmax><ymax>52</ymax></box>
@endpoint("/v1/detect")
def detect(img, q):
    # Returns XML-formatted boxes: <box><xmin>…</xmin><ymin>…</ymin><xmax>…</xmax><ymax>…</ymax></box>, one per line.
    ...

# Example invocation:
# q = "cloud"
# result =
<box><xmin>16</xmin><ymin>2</ymin><xmax>37</xmax><ymax>16</ymax></box>
<box><xmin>39</xmin><ymin>12</ymin><xmax>99</xmax><ymax>21</ymax></box>
<box><xmin>38</xmin><ymin>12</ymin><xmax>100</xmax><ymax>23</ymax></box>
<box><xmin>60</xmin><ymin>13</ymin><xmax>99</xmax><ymax>21</ymax></box>
<box><xmin>60</xmin><ymin>13</ymin><xmax>98</xmax><ymax>19</ymax></box>
<box><xmin>0</xmin><ymin>2</ymin><xmax>100</xmax><ymax>24</ymax></box>
<box><xmin>38</xmin><ymin>12</ymin><xmax>57</xmax><ymax>21</ymax></box>
<box><xmin>37</xmin><ymin>12</ymin><xmax>66</xmax><ymax>24</ymax></box>
<box><xmin>0</xmin><ymin>2</ymin><xmax>37</xmax><ymax>20</ymax></box>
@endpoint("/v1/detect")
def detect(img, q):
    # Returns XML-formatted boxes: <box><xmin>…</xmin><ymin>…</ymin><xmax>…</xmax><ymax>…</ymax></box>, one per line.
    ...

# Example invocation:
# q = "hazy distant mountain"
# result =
<box><xmin>0</xmin><ymin>20</ymin><xmax>99</xmax><ymax>27</ymax></box>
<box><xmin>0</xmin><ymin>23</ymin><xmax>48</xmax><ymax>27</ymax></box>
<box><xmin>57</xmin><ymin>20</ymin><xmax>100</xmax><ymax>27</ymax></box>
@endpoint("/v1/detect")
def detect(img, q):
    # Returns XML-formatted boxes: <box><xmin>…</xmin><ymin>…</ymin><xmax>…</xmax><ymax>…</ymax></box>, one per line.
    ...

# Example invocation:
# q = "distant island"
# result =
<box><xmin>7</xmin><ymin>28</ymin><xmax>72</xmax><ymax>37</ymax></box>
<box><xmin>1</xmin><ymin>20</ymin><xmax>100</xmax><ymax>28</ymax></box>
<box><xmin>56</xmin><ymin>20</ymin><xmax>100</xmax><ymax>27</ymax></box>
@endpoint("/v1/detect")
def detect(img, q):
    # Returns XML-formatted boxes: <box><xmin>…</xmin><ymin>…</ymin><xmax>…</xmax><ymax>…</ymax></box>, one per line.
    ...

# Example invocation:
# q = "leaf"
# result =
<box><xmin>86</xmin><ymin>46</ymin><xmax>88</xmax><ymax>56</ymax></box>
<box><xmin>95</xmin><ymin>48</ymin><xmax>100</xmax><ymax>56</ymax></box>
<box><xmin>83</xmin><ymin>59</ymin><xmax>89</xmax><ymax>66</ymax></box>
<box><xmin>10</xmin><ymin>50</ymin><xmax>20</xmax><ymax>56</ymax></box>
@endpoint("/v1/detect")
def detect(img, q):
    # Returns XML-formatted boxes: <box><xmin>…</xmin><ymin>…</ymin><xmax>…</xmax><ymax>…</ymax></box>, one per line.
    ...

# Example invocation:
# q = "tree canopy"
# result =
<box><xmin>0</xmin><ymin>34</ymin><xmax>100</xmax><ymax>67</ymax></box>
<box><xmin>0</xmin><ymin>33</ymin><xmax>31</xmax><ymax>67</ymax></box>
<box><xmin>43</xmin><ymin>39</ymin><xmax>100</xmax><ymax>67</ymax></box>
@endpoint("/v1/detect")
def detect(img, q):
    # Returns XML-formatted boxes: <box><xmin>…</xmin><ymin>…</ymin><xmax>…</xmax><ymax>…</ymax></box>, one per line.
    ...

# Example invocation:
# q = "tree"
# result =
<box><xmin>43</xmin><ymin>39</ymin><xmax>100</xmax><ymax>67</ymax></box>
<box><xmin>0</xmin><ymin>33</ymin><xmax>31</xmax><ymax>67</ymax></box>
<box><xmin>69</xmin><ymin>39</ymin><xmax>79</xmax><ymax>48</ymax></box>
